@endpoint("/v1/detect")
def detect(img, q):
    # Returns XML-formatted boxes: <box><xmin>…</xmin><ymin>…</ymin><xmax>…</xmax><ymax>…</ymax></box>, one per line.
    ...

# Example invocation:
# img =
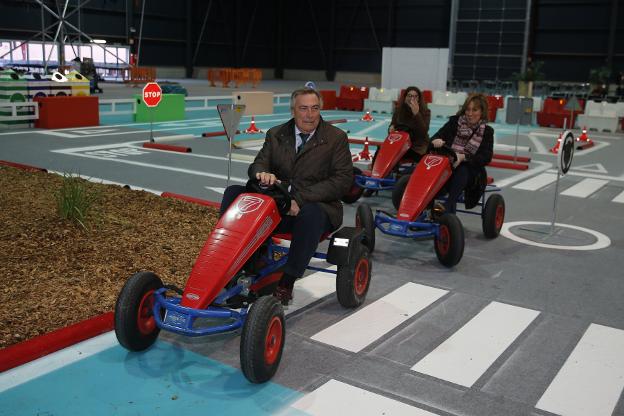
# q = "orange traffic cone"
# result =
<box><xmin>361</xmin><ymin>111</ymin><xmax>374</xmax><ymax>122</ymax></box>
<box><xmin>576</xmin><ymin>126</ymin><xmax>594</xmax><ymax>150</ymax></box>
<box><xmin>549</xmin><ymin>132</ymin><xmax>562</xmax><ymax>154</ymax></box>
<box><xmin>359</xmin><ymin>136</ymin><xmax>372</xmax><ymax>160</ymax></box>
<box><xmin>244</xmin><ymin>116</ymin><xmax>263</xmax><ymax>134</ymax></box>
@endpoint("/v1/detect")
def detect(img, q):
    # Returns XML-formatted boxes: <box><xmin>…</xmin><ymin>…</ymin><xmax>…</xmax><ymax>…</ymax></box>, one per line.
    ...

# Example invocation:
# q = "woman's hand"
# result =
<box><xmin>408</xmin><ymin>99</ymin><xmax>420</xmax><ymax>115</ymax></box>
<box><xmin>431</xmin><ymin>138</ymin><xmax>445</xmax><ymax>148</ymax></box>
<box><xmin>453</xmin><ymin>152</ymin><xmax>466</xmax><ymax>168</ymax></box>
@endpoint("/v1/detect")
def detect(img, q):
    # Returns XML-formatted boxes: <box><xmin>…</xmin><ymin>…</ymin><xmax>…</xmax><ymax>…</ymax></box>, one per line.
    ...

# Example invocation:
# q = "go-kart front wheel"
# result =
<box><xmin>356</xmin><ymin>203</ymin><xmax>376</xmax><ymax>252</ymax></box>
<box><xmin>240</xmin><ymin>296</ymin><xmax>285</xmax><ymax>383</ymax></box>
<box><xmin>392</xmin><ymin>174</ymin><xmax>410</xmax><ymax>210</ymax></box>
<box><xmin>341</xmin><ymin>167</ymin><xmax>365</xmax><ymax>204</ymax></box>
<box><xmin>482</xmin><ymin>193</ymin><xmax>505</xmax><ymax>238</ymax></box>
<box><xmin>434</xmin><ymin>214</ymin><xmax>464</xmax><ymax>267</ymax></box>
<box><xmin>336</xmin><ymin>243</ymin><xmax>372</xmax><ymax>308</ymax></box>
<box><xmin>114</xmin><ymin>271</ymin><xmax>163</xmax><ymax>351</ymax></box>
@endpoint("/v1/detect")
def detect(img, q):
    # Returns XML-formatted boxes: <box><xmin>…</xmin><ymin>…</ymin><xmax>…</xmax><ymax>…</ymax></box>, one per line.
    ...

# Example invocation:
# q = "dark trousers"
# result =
<box><xmin>220</xmin><ymin>185</ymin><xmax>332</xmax><ymax>279</ymax></box>
<box><xmin>444</xmin><ymin>163</ymin><xmax>478</xmax><ymax>213</ymax></box>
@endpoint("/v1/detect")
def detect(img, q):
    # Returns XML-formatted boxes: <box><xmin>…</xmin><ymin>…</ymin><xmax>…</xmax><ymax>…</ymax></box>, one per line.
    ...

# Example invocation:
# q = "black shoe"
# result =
<box><xmin>273</xmin><ymin>285</ymin><xmax>293</xmax><ymax>306</ymax></box>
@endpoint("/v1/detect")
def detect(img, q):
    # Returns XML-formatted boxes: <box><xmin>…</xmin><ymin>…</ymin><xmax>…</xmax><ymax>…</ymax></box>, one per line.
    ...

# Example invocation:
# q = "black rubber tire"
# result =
<box><xmin>115</xmin><ymin>271</ymin><xmax>163</xmax><ymax>351</ymax></box>
<box><xmin>341</xmin><ymin>167</ymin><xmax>365</xmax><ymax>204</ymax></box>
<box><xmin>392</xmin><ymin>174</ymin><xmax>411</xmax><ymax>210</ymax></box>
<box><xmin>356</xmin><ymin>203</ymin><xmax>376</xmax><ymax>253</ymax></box>
<box><xmin>336</xmin><ymin>244</ymin><xmax>372</xmax><ymax>308</ymax></box>
<box><xmin>482</xmin><ymin>193</ymin><xmax>505</xmax><ymax>238</ymax></box>
<box><xmin>434</xmin><ymin>213</ymin><xmax>464</xmax><ymax>267</ymax></box>
<box><xmin>240</xmin><ymin>296</ymin><xmax>285</xmax><ymax>383</ymax></box>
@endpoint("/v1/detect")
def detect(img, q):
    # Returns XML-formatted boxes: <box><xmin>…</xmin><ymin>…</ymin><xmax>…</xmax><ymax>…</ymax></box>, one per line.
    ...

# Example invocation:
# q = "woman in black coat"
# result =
<box><xmin>389</xmin><ymin>86</ymin><xmax>431</xmax><ymax>162</ymax></box>
<box><xmin>430</xmin><ymin>93</ymin><xmax>493</xmax><ymax>213</ymax></box>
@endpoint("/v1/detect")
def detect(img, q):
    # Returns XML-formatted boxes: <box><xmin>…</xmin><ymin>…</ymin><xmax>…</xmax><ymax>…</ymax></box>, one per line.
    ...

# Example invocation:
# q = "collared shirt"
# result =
<box><xmin>294</xmin><ymin>126</ymin><xmax>316</xmax><ymax>152</ymax></box>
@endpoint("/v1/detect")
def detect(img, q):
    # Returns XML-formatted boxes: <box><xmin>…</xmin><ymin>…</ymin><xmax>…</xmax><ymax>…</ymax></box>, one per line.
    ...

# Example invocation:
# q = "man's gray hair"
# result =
<box><xmin>290</xmin><ymin>88</ymin><xmax>323</xmax><ymax>110</ymax></box>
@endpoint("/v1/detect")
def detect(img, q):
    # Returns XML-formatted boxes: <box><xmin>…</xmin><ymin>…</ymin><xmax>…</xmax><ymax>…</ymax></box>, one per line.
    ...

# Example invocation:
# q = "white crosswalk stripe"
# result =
<box><xmin>310</xmin><ymin>283</ymin><xmax>448</xmax><ymax>352</ymax></box>
<box><xmin>560</xmin><ymin>178</ymin><xmax>609</xmax><ymax>198</ymax></box>
<box><xmin>411</xmin><ymin>301</ymin><xmax>540</xmax><ymax>387</ymax></box>
<box><xmin>512</xmin><ymin>172</ymin><xmax>558</xmax><ymax>190</ymax></box>
<box><xmin>288</xmin><ymin>379</ymin><xmax>441</xmax><ymax>416</ymax></box>
<box><xmin>536</xmin><ymin>323</ymin><xmax>624</xmax><ymax>416</ymax></box>
<box><xmin>612</xmin><ymin>189</ymin><xmax>624</xmax><ymax>203</ymax></box>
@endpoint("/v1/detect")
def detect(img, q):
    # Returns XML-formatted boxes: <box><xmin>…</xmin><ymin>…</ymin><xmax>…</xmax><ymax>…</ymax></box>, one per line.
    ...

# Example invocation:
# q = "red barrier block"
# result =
<box><xmin>34</xmin><ymin>95</ymin><xmax>99</xmax><ymax>129</ymax></box>
<box><xmin>320</xmin><ymin>90</ymin><xmax>337</xmax><ymax>110</ymax></box>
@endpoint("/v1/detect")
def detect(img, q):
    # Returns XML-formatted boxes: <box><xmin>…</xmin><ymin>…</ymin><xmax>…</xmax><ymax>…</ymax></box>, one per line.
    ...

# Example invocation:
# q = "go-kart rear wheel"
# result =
<box><xmin>114</xmin><ymin>271</ymin><xmax>163</xmax><ymax>351</ymax></box>
<box><xmin>482</xmin><ymin>194</ymin><xmax>505</xmax><ymax>238</ymax></box>
<box><xmin>341</xmin><ymin>167</ymin><xmax>365</xmax><ymax>204</ymax></box>
<box><xmin>356</xmin><ymin>203</ymin><xmax>376</xmax><ymax>253</ymax></box>
<box><xmin>336</xmin><ymin>243</ymin><xmax>372</xmax><ymax>308</ymax></box>
<box><xmin>240</xmin><ymin>295</ymin><xmax>285</xmax><ymax>383</ymax></box>
<box><xmin>392</xmin><ymin>174</ymin><xmax>410</xmax><ymax>210</ymax></box>
<box><xmin>434</xmin><ymin>214</ymin><xmax>464</xmax><ymax>267</ymax></box>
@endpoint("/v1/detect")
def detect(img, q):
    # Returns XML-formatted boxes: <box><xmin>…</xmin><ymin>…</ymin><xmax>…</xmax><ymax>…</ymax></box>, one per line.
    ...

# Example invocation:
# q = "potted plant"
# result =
<box><xmin>512</xmin><ymin>60</ymin><xmax>544</xmax><ymax>97</ymax></box>
<box><xmin>588</xmin><ymin>66</ymin><xmax>611</xmax><ymax>97</ymax></box>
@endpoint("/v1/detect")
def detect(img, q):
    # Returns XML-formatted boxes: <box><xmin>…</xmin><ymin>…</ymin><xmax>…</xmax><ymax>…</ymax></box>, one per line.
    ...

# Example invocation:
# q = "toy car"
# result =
<box><xmin>356</xmin><ymin>146</ymin><xmax>466</xmax><ymax>267</ymax></box>
<box><xmin>342</xmin><ymin>130</ymin><xmax>416</xmax><ymax>203</ymax></box>
<box><xmin>356</xmin><ymin>146</ymin><xmax>506</xmax><ymax>268</ymax></box>
<box><xmin>114</xmin><ymin>180</ymin><xmax>372</xmax><ymax>384</ymax></box>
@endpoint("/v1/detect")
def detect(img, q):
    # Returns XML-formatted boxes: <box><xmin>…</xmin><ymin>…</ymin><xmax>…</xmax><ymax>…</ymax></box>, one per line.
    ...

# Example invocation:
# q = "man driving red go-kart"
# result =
<box><xmin>220</xmin><ymin>87</ymin><xmax>354</xmax><ymax>304</ymax></box>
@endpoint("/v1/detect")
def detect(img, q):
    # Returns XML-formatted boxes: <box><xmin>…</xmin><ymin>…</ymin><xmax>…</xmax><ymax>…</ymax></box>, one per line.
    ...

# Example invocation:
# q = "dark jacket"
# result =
<box><xmin>391</xmin><ymin>107</ymin><xmax>431</xmax><ymax>156</ymax></box>
<box><xmin>431</xmin><ymin>115</ymin><xmax>493</xmax><ymax>169</ymax></box>
<box><xmin>432</xmin><ymin>115</ymin><xmax>494</xmax><ymax>209</ymax></box>
<box><xmin>248</xmin><ymin>117</ymin><xmax>353</xmax><ymax>230</ymax></box>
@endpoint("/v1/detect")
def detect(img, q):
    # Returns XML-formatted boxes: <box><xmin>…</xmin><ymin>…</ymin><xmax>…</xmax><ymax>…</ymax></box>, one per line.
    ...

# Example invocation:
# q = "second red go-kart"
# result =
<box><xmin>355</xmin><ymin>144</ymin><xmax>506</xmax><ymax>267</ymax></box>
<box><xmin>114</xmin><ymin>180</ymin><xmax>372</xmax><ymax>383</ymax></box>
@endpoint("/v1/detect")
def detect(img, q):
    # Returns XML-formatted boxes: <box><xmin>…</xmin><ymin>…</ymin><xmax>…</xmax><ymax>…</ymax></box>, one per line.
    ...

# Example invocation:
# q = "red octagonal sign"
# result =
<box><xmin>142</xmin><ymin>82</ymin><xmax>162</xmax><ymax>107</ymax></box>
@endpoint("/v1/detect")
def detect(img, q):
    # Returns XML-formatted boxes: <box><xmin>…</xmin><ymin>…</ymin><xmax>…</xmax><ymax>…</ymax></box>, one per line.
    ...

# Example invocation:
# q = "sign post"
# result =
<box><xmin>550</xmin><ymin>130</ymin><xmax>575</xmax><ymax>234</ymax></box>
<box><xmin>216</xmin><ymin>104</ymin><xmax>245</xmax><ymax>188</ymax></box>
<box><xmin>142</xmin><ymin>82</ymin><xmax>162</xmax><ymax>142</ymax></box>
<box><xmin>506</xmin><ymin>97</ymin><xmax>533</xmax><ymax>163</ymax></box>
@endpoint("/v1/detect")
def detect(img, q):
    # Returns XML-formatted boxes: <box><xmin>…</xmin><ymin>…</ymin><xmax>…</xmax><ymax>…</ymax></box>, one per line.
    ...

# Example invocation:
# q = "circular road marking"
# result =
<box><xmin>500</xmin><ymin>221</ymin><xmax>611</xmax><ymax>251</ymax></box>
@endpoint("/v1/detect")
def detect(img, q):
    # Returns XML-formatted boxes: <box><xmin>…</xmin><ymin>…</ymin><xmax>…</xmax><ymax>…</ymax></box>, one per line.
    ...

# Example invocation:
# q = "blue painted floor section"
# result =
<box><xmin>0</xmin><ymin>338</ymin><xmax>304</xmax><ymax>416</ymax></box>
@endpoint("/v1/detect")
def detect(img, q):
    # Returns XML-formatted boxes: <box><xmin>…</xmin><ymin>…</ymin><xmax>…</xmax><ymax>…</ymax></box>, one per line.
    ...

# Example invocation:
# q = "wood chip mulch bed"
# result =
<box><xmin>0</xmin><ymin>166</ymin><xmax>219</xmax><ymax>349</ymax></box>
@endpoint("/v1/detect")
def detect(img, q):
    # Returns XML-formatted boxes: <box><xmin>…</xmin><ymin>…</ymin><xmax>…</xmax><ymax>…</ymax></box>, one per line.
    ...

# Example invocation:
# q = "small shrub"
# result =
<box><xmin>55</xmin><ymin>173</ymin><xmax>101</xmax><ymax>229</ymax></box>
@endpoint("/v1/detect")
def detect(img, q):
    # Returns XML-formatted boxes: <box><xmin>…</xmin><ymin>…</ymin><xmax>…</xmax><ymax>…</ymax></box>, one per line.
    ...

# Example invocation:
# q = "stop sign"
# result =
<box><xmin>142</xmin><ymin>82</ymin><xmax>162</xmax><ymax>107</ymax></box>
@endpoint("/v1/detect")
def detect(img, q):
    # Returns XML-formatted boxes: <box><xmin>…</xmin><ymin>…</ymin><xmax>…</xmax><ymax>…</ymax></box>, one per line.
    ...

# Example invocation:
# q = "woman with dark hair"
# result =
<box><xmin>389</xmin><ymin>86</ymin><xmax>431</xmax><ymax>162</ymax></box>
<box><xmin>430</xmin><ymin>93</ymin><xmax>493</xmax><ymax>213</ymax></box>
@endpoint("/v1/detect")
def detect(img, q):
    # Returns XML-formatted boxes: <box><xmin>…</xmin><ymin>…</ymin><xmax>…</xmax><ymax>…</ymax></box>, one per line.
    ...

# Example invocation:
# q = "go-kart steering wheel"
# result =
<box><xmin>246</xmin><ymin>179</ymin><xmax>292</xmax><ymax>216</ymax></box>
<box><xmin>429</xmin><ymin>143</ymin><xmax>458</xmax><ymax>165</ymax></box>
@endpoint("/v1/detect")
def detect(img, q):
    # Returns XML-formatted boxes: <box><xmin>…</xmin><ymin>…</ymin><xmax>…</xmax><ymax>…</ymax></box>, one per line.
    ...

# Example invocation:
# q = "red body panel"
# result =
<box><xmin>370</xmin><ymin>131</ymin><xmax>411</xmax><ymax>178</ymax></box>
<box><xmin>180</xmin><ymin>193</ymin><xmax>281</xmax><ymax>309</ymax></box>
<box><xmin>397</xmin><ymin>154</ymin><xmax>452</xmax><ymax>221</ymax></box>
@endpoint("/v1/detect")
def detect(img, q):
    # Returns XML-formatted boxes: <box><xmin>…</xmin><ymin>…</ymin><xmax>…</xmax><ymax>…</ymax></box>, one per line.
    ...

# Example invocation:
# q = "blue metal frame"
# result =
<box><xmin>374</xmin><ymin>210</ymin><xmax>440</xmax><ymax>239</ymax></box>
<box><xmin>151</xmin><ymin>237</ymin><xmax>337</xmax><ymax>337</ymax></box>
<box><xmin>354</xmin><ymin>174</ymin><xmax>396</xmax><ymax>191</ymax></box>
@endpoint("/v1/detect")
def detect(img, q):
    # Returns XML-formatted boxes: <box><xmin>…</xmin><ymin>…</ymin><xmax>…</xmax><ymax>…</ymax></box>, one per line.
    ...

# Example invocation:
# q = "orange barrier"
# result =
<box><xmin>124</xmin><ymin>66</ymin><xmax>157</xmax><ymax>85</ymax></box>
<box><xmin>207</xmin><ymin>68</ymin><xmax>262</xmax><ymax>88</ymax></box>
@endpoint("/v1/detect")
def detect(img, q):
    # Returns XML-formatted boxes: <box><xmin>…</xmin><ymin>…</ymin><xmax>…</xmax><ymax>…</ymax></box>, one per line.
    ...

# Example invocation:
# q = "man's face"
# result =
<box><xmin>293</xmin><ymin>93</ymin><xmax>321</xmax><ymax>133</ymax></box>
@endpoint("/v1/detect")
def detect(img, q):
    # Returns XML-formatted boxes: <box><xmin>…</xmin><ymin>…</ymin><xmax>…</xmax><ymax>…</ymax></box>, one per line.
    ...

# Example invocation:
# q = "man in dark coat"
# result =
<box><xmin>220</xmin><ymin>88</ymin><xmax>353</xmax><ymax>304</ymax></box>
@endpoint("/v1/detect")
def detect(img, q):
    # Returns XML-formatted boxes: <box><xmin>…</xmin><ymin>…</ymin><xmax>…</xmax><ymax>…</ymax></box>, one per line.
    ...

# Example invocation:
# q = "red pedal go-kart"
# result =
<box><xmin>355</xmin><ymin>145</ymin><xmax>505</xmax><ymax>268</ymax></box>
<box><xmin>115</xmin><ymin>180</ymin><xmax>372</xmax><ymax>383</ymax></box>
<box><xmin>343</xmin><ymin>130</ymin><xmax>417</xmax><ymax>203</ymax></box>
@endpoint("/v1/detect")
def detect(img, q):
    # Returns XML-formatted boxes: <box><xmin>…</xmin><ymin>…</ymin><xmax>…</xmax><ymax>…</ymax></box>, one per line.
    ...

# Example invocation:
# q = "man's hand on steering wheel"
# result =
<box><xmin>256</xmin><ymin>172</ymin><xmax>280</xmax><ymax>186</ymax></box>
<box><xmin>431</xmin><ymin>138</ymin><xmax>445</xmax><ymax>148</ymax></box>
